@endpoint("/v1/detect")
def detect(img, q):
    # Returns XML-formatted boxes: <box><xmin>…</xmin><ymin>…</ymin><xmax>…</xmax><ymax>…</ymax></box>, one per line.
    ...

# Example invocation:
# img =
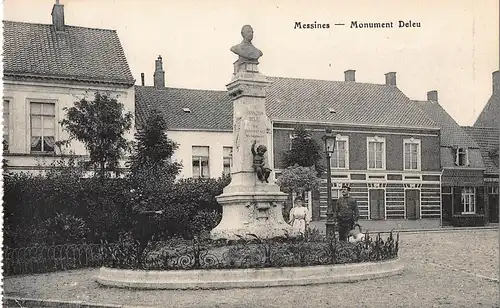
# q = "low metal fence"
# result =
<box><xmin>3</xmin><ymin>243</ymin><xmax>110</xmax><ymax>276</ymax></box>
<box><xmin>4</xmin><ymin>231</ymin><xmax>399</xmax><ymax>276</ymax></box>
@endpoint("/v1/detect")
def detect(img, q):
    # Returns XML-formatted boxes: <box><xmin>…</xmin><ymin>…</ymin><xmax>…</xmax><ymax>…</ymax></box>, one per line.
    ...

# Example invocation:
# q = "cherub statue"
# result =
<box><xmin>251</xmin><ymin>139</ymin><xmax>271</xmax><ymax>183</ymax></box>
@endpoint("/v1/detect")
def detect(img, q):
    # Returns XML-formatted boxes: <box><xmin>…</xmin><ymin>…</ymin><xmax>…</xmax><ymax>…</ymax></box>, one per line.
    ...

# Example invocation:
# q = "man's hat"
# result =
<box><xmin>341</xmin><ymin>184</ymin><xmax>351</xmax><ymax>191</ymax></box>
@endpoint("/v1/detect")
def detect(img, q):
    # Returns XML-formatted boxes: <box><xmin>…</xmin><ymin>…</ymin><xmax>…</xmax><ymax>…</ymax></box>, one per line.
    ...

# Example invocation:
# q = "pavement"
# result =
<box><xmin>3</xmin><ymin>229</ymin><xmax>499</xmax><ymax>308</ymax></box>
<box><xmin>309</xmin><ymin>218</ymin><xmax>499</xmax><ymax>233</ymax></box>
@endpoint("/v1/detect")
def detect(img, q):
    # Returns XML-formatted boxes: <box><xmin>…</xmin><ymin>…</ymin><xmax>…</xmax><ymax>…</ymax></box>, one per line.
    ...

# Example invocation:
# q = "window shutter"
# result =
<box><xmin>476</xmin><ymin>186</ymin><xmax>485</xmax><ymax>215</ymax></box>
<box><xmin>465</xmin><ymin>148</ymin><xmax>470</xmax><ymax>166</ymax></box>
<box><xmin>453</xmin><ymin>147</ymin><xmax>458</xmax><ymax>166</ymax></box>
<box><xmin>453</xmin><ymin>186</ymin><xmax>462</xmax><ymax>214</ymax></box>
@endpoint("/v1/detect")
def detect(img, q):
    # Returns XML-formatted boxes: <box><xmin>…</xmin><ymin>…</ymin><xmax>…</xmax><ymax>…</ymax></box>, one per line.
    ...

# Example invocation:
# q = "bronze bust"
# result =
<box><xmin>231</xmin><ymin>25</ymin><xmax>263</xmax><ymax>70</ymax></box>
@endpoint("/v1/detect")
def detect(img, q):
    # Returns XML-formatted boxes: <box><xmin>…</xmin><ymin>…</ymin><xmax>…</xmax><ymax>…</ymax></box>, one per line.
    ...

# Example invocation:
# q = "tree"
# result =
<box><xmin>276</xmin><ymin>164</ymin><xmax>320</xmax><ymax>197</ymax></box>
<box><xmin>281</xmin><ymin>124</ymin><xmax>324</xmax><ymax>175</ymax></box>
<box><xmin>279</xmin><ymin>124</ymin><xmax>324</xmax><ymax>220</ymax></box>
<box><xmin>276</xmin><ymin>164</ymin><xmax>321</xmax><ymax>221</ymax></box>
<box><xmin>60</xmin><ymin>92</ymin><xmax>133</xmax><ymax>178</ymax></box>
<box><xmin>125</xmin><ymin>110</ymin><xmax>184</xmax><ymax>266</ymax></box>
<box><xmin>128</xmin><ymin>109</ymin><xmax>182</xmax><ymax>178</ymax></box>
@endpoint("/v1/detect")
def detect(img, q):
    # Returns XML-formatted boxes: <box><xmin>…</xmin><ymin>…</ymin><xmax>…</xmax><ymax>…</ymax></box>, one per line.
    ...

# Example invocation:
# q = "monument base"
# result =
<box><xmin>210</xmin><ymin>180</ymin><xmax>297</xmax><ymax>241</ymax></box>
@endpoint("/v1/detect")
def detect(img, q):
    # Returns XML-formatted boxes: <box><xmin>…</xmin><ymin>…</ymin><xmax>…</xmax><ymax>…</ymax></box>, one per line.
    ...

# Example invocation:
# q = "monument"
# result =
<box><xmin>210</xmin><ymin>25</ymin><xmax>296</xmax><ymax>240</ymax></box>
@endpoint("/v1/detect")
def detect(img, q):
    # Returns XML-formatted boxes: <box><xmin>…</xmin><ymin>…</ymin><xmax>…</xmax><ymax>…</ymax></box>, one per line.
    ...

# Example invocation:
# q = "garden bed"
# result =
<box><xmin>103</xmin><ymin>231</ymin><xmax>399</xmax><ymax>270</ymax></box>
<box><xmin>96</xmin><ymin>258</ymin><xmax>404</xmax><ymax>290</ymax></box>
<box><xmin>4</xmin><ymin>230</ymin><xmax>399</xmax><ymax>276</ymax></box>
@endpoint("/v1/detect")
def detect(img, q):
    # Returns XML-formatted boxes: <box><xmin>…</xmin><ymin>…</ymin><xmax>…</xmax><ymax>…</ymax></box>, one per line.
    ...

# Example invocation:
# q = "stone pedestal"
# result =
<box><xmin>210</xmin><ymin>64</ymin><xmax>296</xmax><ymax>241</ymax></box>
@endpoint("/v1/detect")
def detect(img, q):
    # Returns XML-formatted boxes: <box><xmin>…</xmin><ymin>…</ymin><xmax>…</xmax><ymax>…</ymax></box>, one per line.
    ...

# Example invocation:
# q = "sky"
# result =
<box><xmin>2</xmin><ymin>0</ymin><xmax>499</xmax><ymax>126</ymax></box>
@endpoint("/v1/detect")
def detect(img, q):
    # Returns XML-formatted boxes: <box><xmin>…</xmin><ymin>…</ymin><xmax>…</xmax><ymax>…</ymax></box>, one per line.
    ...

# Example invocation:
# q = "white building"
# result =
<box><xmin>3</xmin><ymin>2</ymin><xmax>135</xmax><ymax>173</ymax></box>
<box><xmin>135</xmin><ymin>56</ymin><xmax>233</xmax><ymax>179</ymax></box>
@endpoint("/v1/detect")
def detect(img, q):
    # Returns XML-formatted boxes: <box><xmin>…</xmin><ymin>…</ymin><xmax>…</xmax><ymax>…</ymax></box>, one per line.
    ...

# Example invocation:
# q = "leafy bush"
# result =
<box><xmin>41</xmin><ymin>213</ymin><xmax>90</xmax><ymax>245</ymax></box>
<box><xmin>188</xmin><ymin>209</ymin><xmax>223</xmax><ymax>236</ymax></box>
<box><xmin>3</xmin><ymin>169</ymin><xmax>133</xmax><ymax>247</ymax></box>
<box><xmin>3</xmin><ymin>169</ymin><xmax>231</xmax><ymax>248</ymax></box>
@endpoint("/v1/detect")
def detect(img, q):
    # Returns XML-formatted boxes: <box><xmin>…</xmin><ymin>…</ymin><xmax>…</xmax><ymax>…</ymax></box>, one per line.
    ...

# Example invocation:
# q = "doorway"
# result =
<box><xmin>405</xmin><ymin>189</ymin><xmax>421</xmax><ymax>220</ymax></box>
<box><xmin>488</xmin><ymin>186</ymin><xmax>499</xmax><ymax>223</ymax></box>
<box><xmin>369</xmin><ymin>189</ymin><xmax>385</xmax><ymax>220</ymax></box>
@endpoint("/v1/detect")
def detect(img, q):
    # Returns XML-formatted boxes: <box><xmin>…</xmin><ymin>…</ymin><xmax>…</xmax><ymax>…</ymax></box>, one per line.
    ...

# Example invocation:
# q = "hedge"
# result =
<box><xmin>3</xmin><ymin>171</ymin><xmax>230</xmax><ymax>248</ymax></box>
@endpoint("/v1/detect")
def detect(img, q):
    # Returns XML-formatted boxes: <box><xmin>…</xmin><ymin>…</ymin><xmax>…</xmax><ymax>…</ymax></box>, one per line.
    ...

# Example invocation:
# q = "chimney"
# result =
<box><xmin>427</xmin><ymin>90</ymin><xmax>438</xmax><ymax>102</ymax></box>
<box><xmin>141</xmin><ymin>73</ymin><xmax>145</xmax><ymax>86</ymax></box>
<box><xmin>344</xmin><ymin>69</ymin><xmax>356</xmax><ymax>82</ymax></box>
<box><xmin>384</xmin><ymin>72</ymin><xmax>397</xmax><ymax>86</ymax></box>
<box><xmin>51</xmin><ymin>0</ymin><xmax>65</xmax><ymax>32</ymax></box>
<box><xmin>153</xmin><ymin>55</ymin><xmax>165</xmax><ymax>88</ymax></box>
<box><xmin>493</xmin><ymin>70</ymin><xmax>499</xmax><ymax>94</ymax></box>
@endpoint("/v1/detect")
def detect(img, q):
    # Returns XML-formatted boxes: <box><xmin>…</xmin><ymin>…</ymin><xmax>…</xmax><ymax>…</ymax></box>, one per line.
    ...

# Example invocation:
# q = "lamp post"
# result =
<box><xmin>322</xmin><ymin>129</ymin><xmax>337</xmax><ymax>238</ymax></box>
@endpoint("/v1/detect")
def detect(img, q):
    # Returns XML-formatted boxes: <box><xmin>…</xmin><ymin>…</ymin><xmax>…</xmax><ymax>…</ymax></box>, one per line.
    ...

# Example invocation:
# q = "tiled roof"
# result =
<box><xmin>135</xmin><ymin>76</ymin><xmax>439</xmax><ymax>130</ymax></box>
<box><xmin>135</xmin><ymin>86</ymin><xmax>233</xmax><ymax>130</ymax></box>
<box><xmin>474</xmin><ymin>94</ymin><xmax>500</xmax><ymax>128</ymax></box>
<box><xmin>266</xmin><ymin>77</ymin><xmax>437</xmax><ymax>128</ymax></box>
<box><xmin>413</xmin><ymin>100</ymin><xmax>480</xmax><ymax>148</ymax></box>
<box><xmin>463</xmin><ymin>126</ymin><xmax>499</xmax><ymax>174</ymax></box>
<box><xmin>3</xmin><ymin>21</ymin><xmax>134</xmax><ymax>85</ymax></box>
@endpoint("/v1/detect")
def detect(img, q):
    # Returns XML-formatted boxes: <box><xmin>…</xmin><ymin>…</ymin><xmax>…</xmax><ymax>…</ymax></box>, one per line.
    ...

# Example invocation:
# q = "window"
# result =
<box><xmin>192</xmin><ymin>146</ymin><xmax>209</xmax><ymax>178</ymax></box>
<box><xmin>331</xmin><ymin>187</ymin><xmax>342</xmax><ymax>200</ymax></box>
<box><xmin>3</xmin><ymin>100</ymin><xmax>9</xmax><ymax>152</ymax></box>
<box><xmin>326</xmin><ymin>136</ymin><xmax>349</xmax><ymax>169</ymax></box>
<box><xmin>288</xmin><ymin>132</ymin><xmax>295</xmax><ymax>150</ymax></box>
<box><xmin>441</xmin><ymin>186</ymin><xmax>452</xmax><ymax>194</ymax></box>
<box><xmin>30</xmin><ymin>102</ymin><xmax>55</xmax><ymax>153</ymax></box>
<box><xmin>367</xmin><ymin>137</ymin><xmax>385</xmax><ymax>169</ymax></box>
<box><xmin>454</xmin><ymin>147</ymin><xmax>469</xmax><ymax>166</ymax></box>
<box><xmin>404</xmin><ymin>139</ymin><xmax>421</xmax><ymax>170</ymax></box>
<box><xmin>461</xmin><ymin>187</ymin><xmax>475</xmax><ymax>213</ymax></box>
<box><xmin>488</xmin><ymin>186</ymin><xmax>499</xmax><ymax>194</ymax></box>
<box><xmin>222</xmin><ymin>146</ymin><xmax>232</xmax><ymax>175</ymax></box>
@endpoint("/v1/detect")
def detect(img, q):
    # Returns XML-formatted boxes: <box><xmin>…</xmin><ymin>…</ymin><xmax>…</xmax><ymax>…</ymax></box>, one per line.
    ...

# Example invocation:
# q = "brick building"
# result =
<box><xmin>270</xmin><ymin>72</ymin><xmax>442</xmax><ymax>221</ymax></box>
<box><xmin>413</xmin><ymin>92</ymin><xmax>486</xmax><ymax>225</ymax></box>
<box><xmin>463</xmin><ymin>70</ymin><xmax>500</xmax><ymax>223</ymax></box>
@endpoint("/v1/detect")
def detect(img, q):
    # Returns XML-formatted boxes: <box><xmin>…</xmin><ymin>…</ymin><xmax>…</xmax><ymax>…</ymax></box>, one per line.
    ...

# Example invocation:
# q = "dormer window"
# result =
<box><xmin>454</xmin><ymin>147</ymin><xmax>469</xmax><ymax>167</ymax></box>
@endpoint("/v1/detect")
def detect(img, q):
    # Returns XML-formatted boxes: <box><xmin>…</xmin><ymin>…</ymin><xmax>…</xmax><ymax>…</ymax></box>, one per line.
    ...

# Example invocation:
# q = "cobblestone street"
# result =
<box><xmin>4</xmin><ymin>230</ymin><xmax>499</xmax><ymax>308</ymax></box>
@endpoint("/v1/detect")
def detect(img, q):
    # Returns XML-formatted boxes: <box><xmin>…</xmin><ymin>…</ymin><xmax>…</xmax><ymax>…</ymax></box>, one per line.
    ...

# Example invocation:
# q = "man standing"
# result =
<box><xmin>336</xmin><ymin>184</ymin><xmax>359</xmax><ymax>241</ymax></box>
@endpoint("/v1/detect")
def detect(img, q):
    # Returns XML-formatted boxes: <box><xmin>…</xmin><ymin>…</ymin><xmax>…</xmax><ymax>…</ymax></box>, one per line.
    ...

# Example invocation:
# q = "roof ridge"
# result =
<box><xmin>3</xmin><ymin>20</ymin><xmax>117</xmax><ymax>32</ymax></box>
<box><xmin>268</xmin><ymin>75</ymin><xmax>395</xmax><ymax>87</ymax></box>
<box><xmin>135</xmin><ymin>85</ymin><xmax>227</xmax><ymax>93</ymax></box>
<box><xmin>414</xmin><ymin>99</ymin><xmax>482</xmax><ymax>148</ymax></box>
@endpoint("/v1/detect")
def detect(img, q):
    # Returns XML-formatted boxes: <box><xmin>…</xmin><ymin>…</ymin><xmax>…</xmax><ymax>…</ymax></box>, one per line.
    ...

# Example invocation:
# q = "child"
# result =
<box><xmin>348</xmin><ymin>222</ymin><xmax>366</xmax><ymax>243</ymax></box>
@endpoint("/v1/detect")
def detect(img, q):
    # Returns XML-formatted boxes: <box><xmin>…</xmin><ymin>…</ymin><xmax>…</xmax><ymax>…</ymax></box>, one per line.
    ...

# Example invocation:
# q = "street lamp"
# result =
<box><xmin>322</xmin><ymin>129</ymin><xmax>337</xmax><ymax>238</ymax></box>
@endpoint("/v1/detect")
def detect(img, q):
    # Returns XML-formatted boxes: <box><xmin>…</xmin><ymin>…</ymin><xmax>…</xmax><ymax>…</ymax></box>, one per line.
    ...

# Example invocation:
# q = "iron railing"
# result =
<box><xmin>4</xmin><ymin>231</ymin><xmax>399</xmax><ymax>276</ymax></box>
